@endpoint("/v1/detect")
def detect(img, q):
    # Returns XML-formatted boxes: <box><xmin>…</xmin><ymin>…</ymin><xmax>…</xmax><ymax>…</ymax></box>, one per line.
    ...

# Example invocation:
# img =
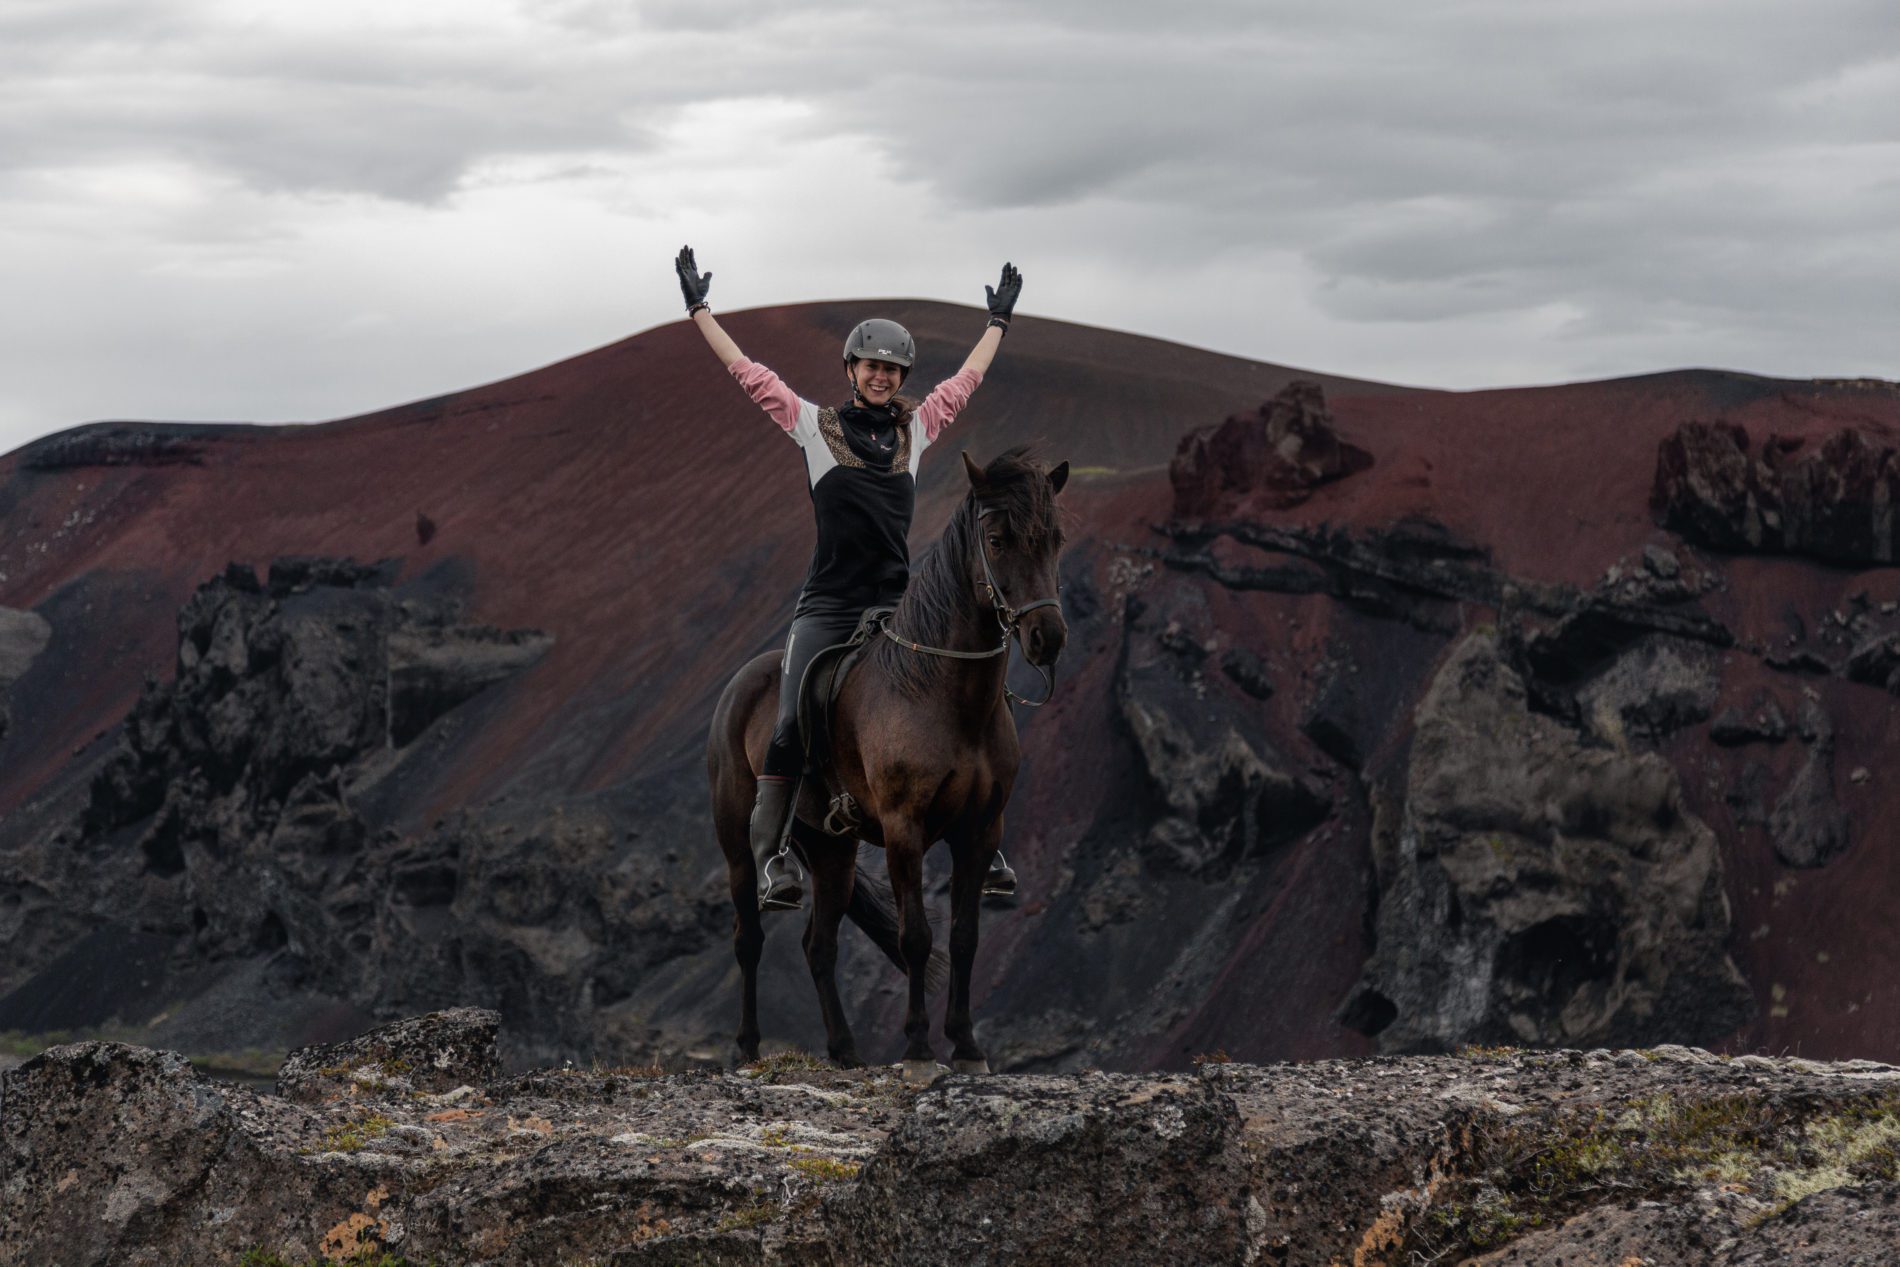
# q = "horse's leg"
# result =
<box><xmin>944</xmin><ymin>812</ymin><xmax>1000</xmax><ymax>1073</ymax></box>
<box><xmin>882</xmin><ymin>819</ymin><xmax>938</xmax><ymax>1077</ymax></box>
<box><xmin>800</xmin><ymin>835</ymin><xmax>862</xmax><ymax>1068</ymax></box>
<box><xmin>721</xmin><ymin>784</ymin><xmax>765</xmax><ymax>1063</ymax></box>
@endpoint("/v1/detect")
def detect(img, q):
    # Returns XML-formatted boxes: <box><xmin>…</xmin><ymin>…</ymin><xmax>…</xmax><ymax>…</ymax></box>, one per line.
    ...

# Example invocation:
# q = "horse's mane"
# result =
<box><xmin>874</xmin><ymin>447</ymin><xmax>1063</xmax><ymax>699</ymax></box>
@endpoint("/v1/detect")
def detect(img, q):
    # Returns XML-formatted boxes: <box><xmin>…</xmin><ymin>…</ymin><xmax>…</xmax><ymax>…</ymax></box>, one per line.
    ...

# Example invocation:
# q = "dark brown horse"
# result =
<box><xmin>706</xmin><ymin>448</ymin><xmax>1069</xmax><ymax>1077</ymax></box>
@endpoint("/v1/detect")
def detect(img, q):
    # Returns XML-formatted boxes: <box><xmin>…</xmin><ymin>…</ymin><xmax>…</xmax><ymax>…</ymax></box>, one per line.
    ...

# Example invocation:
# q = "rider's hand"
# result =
<box><xmin>985</xmin><ymin>262</ymin><xmax>1021</xmax><ymax>322</ymax></box>
<box><xmin>676</xmin><ymin>245</ymin><xmax>712</xmax><ymax>313</ymax></box>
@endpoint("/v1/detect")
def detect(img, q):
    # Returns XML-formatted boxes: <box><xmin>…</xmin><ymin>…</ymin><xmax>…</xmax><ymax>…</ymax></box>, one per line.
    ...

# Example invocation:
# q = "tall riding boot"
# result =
<box><xmin>749</xmin><ymin>776</ymin><xmax>803</xmax><ymax>911</ymax></box>
<box><xmin>982</xmin><ymin>849</ymin><xmax>1019</xmax><ymax>900</ymax></box>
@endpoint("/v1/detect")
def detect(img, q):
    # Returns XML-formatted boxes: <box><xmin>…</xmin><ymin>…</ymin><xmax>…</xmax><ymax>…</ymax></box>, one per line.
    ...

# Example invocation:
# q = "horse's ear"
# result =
<box><xmin>1048</xmin><ymin>461</ymin><xmax>1070</xmax><ymax>496</ymax></box>
<box><xmin>961</xmin><ymin>450</ymin><xmax>987</xmax><ymax>489</ymax></box>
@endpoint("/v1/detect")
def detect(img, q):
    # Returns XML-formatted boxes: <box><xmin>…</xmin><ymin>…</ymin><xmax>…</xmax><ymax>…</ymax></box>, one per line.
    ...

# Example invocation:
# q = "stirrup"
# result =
<box><xmin>981</xmin><ymin>851</ymin><xmax>1019</xmax><ymax>899</ymax></box>
<box><xmin>758</xmin><ymin>843</ymin><xmax>805</xmax><ymax>912</ymax></box>
<box><xmin>823</xmin><ymin>791</ymin><xmax>862</xmax><ymax>836</ymax></box>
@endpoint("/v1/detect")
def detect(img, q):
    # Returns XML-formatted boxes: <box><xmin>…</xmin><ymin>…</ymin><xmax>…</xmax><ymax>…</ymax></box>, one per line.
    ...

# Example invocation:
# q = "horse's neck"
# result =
<box><xmin>887</xmin><ymin>542</ymin><xmax>1010</xmax><ymax>722</ymax></box>
<box><xmin>941</xmin><ymin>602</ymin><xmax>1008</xmax><ymax>721</ymax></box>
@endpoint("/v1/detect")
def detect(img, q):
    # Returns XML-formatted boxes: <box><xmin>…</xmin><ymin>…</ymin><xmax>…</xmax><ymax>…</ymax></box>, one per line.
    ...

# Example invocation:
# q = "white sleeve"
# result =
<box><xmin>792</xmin><ymin>401</ymin><xmax>837</xmax><ymax>488</ymax></box>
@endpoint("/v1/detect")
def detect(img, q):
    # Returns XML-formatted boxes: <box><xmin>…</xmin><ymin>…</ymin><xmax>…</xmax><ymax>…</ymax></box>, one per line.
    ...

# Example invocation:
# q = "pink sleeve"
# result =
<box><xmin>728</xmin><ymin>357</ymin><xmax>802</xmax><ymax>433</ymax></box>
<box><xmin>916</xmin><ymin>368</ymin><xmax>984</xmax><ymax>443</ymax></box>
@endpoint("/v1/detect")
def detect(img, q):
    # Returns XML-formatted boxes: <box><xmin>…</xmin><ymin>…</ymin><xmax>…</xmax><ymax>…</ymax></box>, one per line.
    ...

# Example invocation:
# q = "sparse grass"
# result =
<box><xmin>1456</xmin><ymin>1043</ymin><xmax>1522</xmax><ymax>1060</ymax></box>
<box><xmin>788</xmin><ymin>1155</ymin><xmax>861</xmax><ymax>1183</ymax></box>
<box><xmin>1191</xmin><ymin>1049</ymin><xmax>1232</xmax><ymax>1066</ymax></box>
<box><xmin>318</xmin><ymin>1112</ymin><xmax>397</xmax><ymax>1153</ymax></box>
<box><xmin>741</xmin><ymin>1049</ymin><xmax>830</xmax><ymax>1084</ymax></box>
<box><xmin>0</xmin><ymin>1030</ymin><xmax>65</xmax><ymax>1059</ymax></box>
<box><xmin>715</xmin><ymin>1200</ymin><xmax>781</xmax><ymax>1232</ymax></box>
<box><xmin>239</xmin><ymin>1250</ymin><xmax>437</xmax><ymax>1267</ymax></box>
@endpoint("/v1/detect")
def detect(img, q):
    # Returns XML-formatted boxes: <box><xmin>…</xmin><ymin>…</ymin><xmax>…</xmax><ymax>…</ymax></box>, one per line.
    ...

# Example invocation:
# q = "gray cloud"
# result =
<box><xmin>2</xmin><ymin>0</ymin><xmax>1898</xmax><ymax>453</ymax></box>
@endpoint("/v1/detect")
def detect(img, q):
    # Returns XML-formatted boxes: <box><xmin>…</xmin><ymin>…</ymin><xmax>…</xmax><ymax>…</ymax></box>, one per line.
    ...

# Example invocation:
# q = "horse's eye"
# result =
<box><xmin>987</xmin><ymin>534</ymin><xmax>1003</xmax><ymax>551</ymax></box>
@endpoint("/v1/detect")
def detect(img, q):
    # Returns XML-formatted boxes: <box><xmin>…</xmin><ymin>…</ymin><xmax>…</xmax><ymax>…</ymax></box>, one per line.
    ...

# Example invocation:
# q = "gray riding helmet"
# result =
<box><xmin>842</xmin><ymin>318</ymin><xmax>916</xmax><ymax>372</ymax></box>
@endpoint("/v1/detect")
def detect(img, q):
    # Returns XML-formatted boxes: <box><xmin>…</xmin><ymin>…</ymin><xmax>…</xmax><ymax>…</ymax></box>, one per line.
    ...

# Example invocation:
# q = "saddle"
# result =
<box><xmin>792</xmin><ymin>605</ymin><xmax>892</xmax><ymax>836</ymax></box>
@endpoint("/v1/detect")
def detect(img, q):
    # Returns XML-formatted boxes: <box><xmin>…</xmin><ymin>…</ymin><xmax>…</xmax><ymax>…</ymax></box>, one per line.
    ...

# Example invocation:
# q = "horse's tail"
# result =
<box><xmin>845</xmin><ymin>844</ymin><xmax>949</xmax><ymax>995</ymax></box>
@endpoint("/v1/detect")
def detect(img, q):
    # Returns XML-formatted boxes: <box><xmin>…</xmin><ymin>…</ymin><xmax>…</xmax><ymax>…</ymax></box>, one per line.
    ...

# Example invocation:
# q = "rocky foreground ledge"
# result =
<box><xmin>3</xmin><ymin>1011</ymin><xmax>1898</xmax><ymax>1266</ymax></box>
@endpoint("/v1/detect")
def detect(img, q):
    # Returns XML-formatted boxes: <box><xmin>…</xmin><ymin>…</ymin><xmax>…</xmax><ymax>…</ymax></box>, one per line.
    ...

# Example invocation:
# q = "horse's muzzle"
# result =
<box><xmin>1022</xmin><ymin>610</ymin><xmax>1067</xmax><ymax>667</ymax></box>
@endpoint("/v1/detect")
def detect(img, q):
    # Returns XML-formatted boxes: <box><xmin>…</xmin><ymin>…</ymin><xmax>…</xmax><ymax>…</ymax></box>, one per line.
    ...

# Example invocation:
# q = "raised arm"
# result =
<box><xmin>956</xmin><ymin>262</ymin><xmax>1021</xmax><ymax>377</ymax></box>
<box><xmin>675</xmin><ymin>245</ymin><xmax>744</xmax><ymax>368</ymax></box>
<box><xmin>675</xmin><ymin>245</ymin><xmax>809</xmax><ymax>432</ymax></box>
<box><xmin>918</xmin><ymin>263</ymin><xmax>1022</xmax><ymax>442</ymax></box>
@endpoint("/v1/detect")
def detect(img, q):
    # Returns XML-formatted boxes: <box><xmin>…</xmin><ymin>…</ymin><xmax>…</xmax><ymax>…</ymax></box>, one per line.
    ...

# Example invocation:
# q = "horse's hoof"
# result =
<box><xmin>952</xmin><ymin>1059</ymin><xmax>991</xmax><ymax>1075</ymax></box>
<box><xmin>899</xmin><ymin>1059</ymin><xmax>948</xmax><ymax>1086</ymax></box>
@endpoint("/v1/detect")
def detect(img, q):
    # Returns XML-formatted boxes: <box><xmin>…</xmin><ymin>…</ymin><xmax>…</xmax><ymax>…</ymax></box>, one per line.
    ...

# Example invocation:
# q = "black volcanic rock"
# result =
<box><xmin>1769</xmin><ymin>693</ymin><xmax>1851</xmax><ymax>869</ymax></box>
<box><xmin>71</xmin><ymin>558</ymin><xmax>553</xmax><ymax>966</ymax></box>
<box><xmin>1843</xmin><ymin>632</ymin><xmax>1900</xmax><ymax>694</ymax></box>
<box><xmin>1343</xmin><ymin>631</ymin><xmax>1753</xmax><ymax>1052</ymax></box>
<box><xmin>0</xmin><ymin>558</ymin><xmax>580</xmax><ymax>1051</ymax></box>
<box><xmin>17</xmin><ymin>424</ymin><xmax>212</xmax><ymax>470</ymax></box>
<box><xmin>1169</xmin><ymin>379</ymin><xmax>1372</xmax><ymax>519</ymax></box>
<box><xmin>1651</xmin><ymin>420</ymin><xmax>1777</xmax><ymax>551</ymax></box>
<box><xmin>1114</xmin><ymin>597</ymin><xmax>1328</xmax><ymax>875</ymax></box>
<box><xmin>1653</xmin><ymin>420</ymin><xmax>1900</xmax><ymax>564</ymax></box>
<box><xmin>1710</xmin><ymin>691</ymin><xmax>1792</xmax><ymax>746</ymax></box>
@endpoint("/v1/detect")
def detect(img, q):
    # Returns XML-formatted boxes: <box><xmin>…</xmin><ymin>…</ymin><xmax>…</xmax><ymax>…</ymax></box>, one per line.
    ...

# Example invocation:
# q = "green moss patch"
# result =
<box><xmin>1403</xmin><ymin>1087</ymin><xmax>1900</xmax><ymax>1259</ymax></box>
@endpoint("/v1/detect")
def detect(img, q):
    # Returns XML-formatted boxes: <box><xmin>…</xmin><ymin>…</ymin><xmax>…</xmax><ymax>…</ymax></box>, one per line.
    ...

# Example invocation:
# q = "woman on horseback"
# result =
<box><xmin>675</xmin><ymin>245</ymin><xmax>1023</xmax><ymax>911</ymax></box>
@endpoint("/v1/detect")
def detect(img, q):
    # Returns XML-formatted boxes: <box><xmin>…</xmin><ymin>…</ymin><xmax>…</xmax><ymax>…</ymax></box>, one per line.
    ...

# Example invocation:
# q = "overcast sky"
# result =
<box><xmin>3</xmin><ymin>0</ymin><xmax>1897</xmax><ymax>456</ymax></box>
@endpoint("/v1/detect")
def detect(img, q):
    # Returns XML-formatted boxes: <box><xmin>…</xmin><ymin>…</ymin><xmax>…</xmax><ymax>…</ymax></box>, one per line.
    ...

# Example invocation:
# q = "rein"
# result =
<box><xmin>880</xmin><ymin>505</ymin><xmax>1059</xmax><ymax>708</ymax></box>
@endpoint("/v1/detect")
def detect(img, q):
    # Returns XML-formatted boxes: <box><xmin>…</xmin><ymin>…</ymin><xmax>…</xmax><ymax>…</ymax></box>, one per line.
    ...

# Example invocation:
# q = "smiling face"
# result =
<box><xmin>848</xmin><ymin>357</ymin><xmax>906</xmax><ymax>407</ymax></box>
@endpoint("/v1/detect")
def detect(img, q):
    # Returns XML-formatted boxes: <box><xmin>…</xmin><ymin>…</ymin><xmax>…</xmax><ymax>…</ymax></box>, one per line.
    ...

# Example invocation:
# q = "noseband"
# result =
<box><xmin>880</xmin><ymin>505</ymin><xmax>1061</xmax><ymax>707</ymax></box>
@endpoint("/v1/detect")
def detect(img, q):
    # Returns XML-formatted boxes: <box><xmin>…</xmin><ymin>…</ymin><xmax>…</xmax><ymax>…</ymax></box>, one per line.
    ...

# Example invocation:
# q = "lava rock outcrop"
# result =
<box><xmin>1115</xmin><ymin>597</ymin><xmax>1329</xmax><ymax>875</ymax></box>
<box><xmin>1170</xmin><ymin>379</ymin><xmax>1373</xmax><ymax>519</ymax></box>
<box><xmin>71</xmin><ymin>556</ymin><xmax>553</xmax><ymax>969</ymax></box>
<box><xmin>1343</xmin><ymin>631</ymin><xmax>1753</xmax><ymax>1052</ymax></box>
<box><xmin>6</xmin><ymin>1011</ymin><xmax>1899</xmax><ymax>1266</ymax></box>
<box><xmin>1652</xmin><ymin>420</ymin><xmax>1900</xmax><ymax>564</ymax></box>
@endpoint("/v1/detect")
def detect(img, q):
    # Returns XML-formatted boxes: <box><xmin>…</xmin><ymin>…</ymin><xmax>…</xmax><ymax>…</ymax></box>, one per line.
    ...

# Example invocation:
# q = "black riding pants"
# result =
<box><xmin>761</xmin><ymin>607</ymin><xmax>868</xmax><ymax>780</ymax></box>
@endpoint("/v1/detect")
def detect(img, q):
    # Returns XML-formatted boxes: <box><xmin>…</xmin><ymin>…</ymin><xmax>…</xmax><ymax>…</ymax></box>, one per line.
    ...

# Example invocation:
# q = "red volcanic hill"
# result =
<box><xmin>3</xmin><ymin>300</ymin><xmax>1899</xmax><ymax>1071</ymax></box>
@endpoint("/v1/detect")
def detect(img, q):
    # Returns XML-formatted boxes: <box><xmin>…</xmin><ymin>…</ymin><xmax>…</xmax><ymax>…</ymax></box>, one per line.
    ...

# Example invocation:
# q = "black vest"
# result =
<box><xmin>795</xmin><ymin>403</ymin><xmax>916</xmax><ymax>617</ymax></box>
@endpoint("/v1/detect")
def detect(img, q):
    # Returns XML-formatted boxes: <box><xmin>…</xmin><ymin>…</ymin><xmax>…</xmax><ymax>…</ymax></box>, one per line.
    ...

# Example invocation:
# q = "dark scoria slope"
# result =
<box><xmin>3</xmin><ymin>300</ymin><xmax>1899</xmax><ymax>1070</ymax></box>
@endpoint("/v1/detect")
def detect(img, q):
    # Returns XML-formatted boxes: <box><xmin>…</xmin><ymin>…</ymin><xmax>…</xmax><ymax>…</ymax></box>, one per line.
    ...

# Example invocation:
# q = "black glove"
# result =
<box><xmin>985</xmin><ymin>262</ymin><xmax>1021</xmax><ymax>322</ymax></box>
<box><xmin>675</xmin><ymin>245</ymin><xmax>712</xmax><ymax>313</ymax></box>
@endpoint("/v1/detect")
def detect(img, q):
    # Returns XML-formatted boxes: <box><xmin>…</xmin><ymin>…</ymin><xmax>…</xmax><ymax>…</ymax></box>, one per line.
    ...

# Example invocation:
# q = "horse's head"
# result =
<box><xmin>961</xmin><ymin>448</ymin><xmax>1070</xmax><ymax>668</ymax></box>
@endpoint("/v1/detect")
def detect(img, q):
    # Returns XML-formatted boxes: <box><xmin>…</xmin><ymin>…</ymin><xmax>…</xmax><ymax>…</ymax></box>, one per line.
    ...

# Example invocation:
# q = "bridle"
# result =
<box><xmin>880</xmin><ymin>505</ymin><xmax>1061</xmax><ymax>707</ymax></box>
